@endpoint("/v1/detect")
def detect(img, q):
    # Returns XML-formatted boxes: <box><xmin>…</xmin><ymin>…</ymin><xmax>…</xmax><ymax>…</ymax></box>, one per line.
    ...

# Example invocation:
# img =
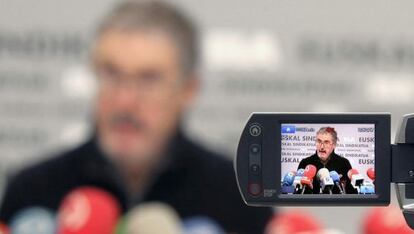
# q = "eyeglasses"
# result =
<box><xmin>316</xmin><ymin>140</ymin><xmax>333</xmax><ymax>147</ymax></box>
<box><xmin>93</xmin><ymin>62</ymin><xmax>183</xmax><ymax>101</ymax></box>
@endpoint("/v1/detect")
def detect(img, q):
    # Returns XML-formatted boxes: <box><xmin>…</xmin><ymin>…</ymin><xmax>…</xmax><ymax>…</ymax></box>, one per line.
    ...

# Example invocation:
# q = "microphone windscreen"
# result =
<box><xmin>363</xmin><ymin>206</ymin><xmax>413</xmax><ymax>234</ymax></box>
<box><xmin>57</xmin><ymin>186</ymin><xmax>121</xmax><ymax>234</ymax></box>
<box><xmin>0</xmin><ymin>222</ymin><xmax>8</xmax><ymax>234</ymax></box>
<box><xmin>329</xmin><ymin>171</ymin><xmax>341</xmax><ymax>182</ymax></box>
<box><xmin>367</xmin><ymin>168</ymin><xmax>375</xmax><ymax>181</ymax></box>
<box><xmin>124</xmin><ymin>202</ymin><xmax>182</xmax><ymax>234</ymax></box>
<box><xmin>304</xmin><ymin>165</ymin><xmax>317</xmax><ymax>178</ymax></box>
<box><xmin>296</xmin><ymin>169</ymin><xmax>305</xmax><ymax>176</ymax></box>
<box><xmin>265</xmin><ymin>211</ymin><xmax>323</xmax><ymax>234</ymax></box>
<box><xmin>317</xmin><ymin>168</ymin><xmax>330</xmax><ymax>180</ymax></box>
<box><xmin>183</xmin><ymin>216</ymin><xmax>225</xmax><ymax>234</ymax></box>
<box><xmin>347</xmin><ymin>168</ymin><xmax>359</xmax><ymax>180</ymax></box>
<box><xmin>10</xmin><ymin>207</ymin><xmax>56</xmax><ymax>234</ymax></box>
<box><xmin>283</xmin><ymin>172</ymin><xmax>296</xmax><ymax>185</ymax></box>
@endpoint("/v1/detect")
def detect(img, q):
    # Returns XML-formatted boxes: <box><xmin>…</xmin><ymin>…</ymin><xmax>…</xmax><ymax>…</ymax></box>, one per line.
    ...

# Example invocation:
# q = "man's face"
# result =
<box><xmin>92</xmin><ymin>30</ymin><xmax>197</xmax><ymax>165</ymax></box>
<box><xmin>316</xmin><ymin>133</ymin><xmax>336</xmax><ymax>162</ymax></box>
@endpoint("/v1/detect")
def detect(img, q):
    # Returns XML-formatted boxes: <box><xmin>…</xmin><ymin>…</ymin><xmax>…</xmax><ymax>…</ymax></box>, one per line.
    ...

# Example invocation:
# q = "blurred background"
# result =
<box><xmin>1</xmin><ymin>0</ymin><xmax>414</xmax><ymax>233</ymax></box>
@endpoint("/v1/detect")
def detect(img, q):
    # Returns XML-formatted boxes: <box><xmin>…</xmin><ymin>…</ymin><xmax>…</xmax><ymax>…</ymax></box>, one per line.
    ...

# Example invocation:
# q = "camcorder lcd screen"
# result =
<box><xmin>280</xmin><ymin>123</ymin><xmax>375</xmax><ymax>195</ymax></box>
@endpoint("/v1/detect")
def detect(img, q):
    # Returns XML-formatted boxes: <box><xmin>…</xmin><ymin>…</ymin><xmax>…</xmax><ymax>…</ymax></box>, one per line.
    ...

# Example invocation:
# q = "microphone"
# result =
<box><xmin>293</xmin><ymin>168</ymin><xmax>305</xmax><ymax>194</ymax></box>
<box><xmin>348</xmin><ymin>169</ymin><xmax>364</xmax><ymax>190</ymax></box>
<box><xmin>363</xmin><ymin>206</ymin><xmax>414</xmax><ymax>234</ymax></box>
<box><xmin>296</xmin><ymin>168</ymin><xmax>305</xmax><ymax>176</ymax></box>
<box><xmin>301</xmin><ymin>165</ymin><xmax>317</xmax><ymax>194</ymax></box>
<box><xmin>182</xmin><ymin>216</ymin><xmax>225</xmax><ymax>234</ymax></box>
<box><xmin>56</xmin><ymin>186</ymin><xmax>121</xmax><ymax>234</ymax></box>
<box><xmin>292</xmin><ymin>169</ymin><xmax>305</xmax><ymax>194</ymax></box>
<box><xmin>9</xmin><ymin>207</ymin><xmax>56</xmax><ymax>234</ymax></box>
<box><xmin>282</xmin><ymin>171</ymin><xmax>296</xmax><ymax>186</ymax></box>
<box><xmin>329</xmin><ymin>171</ymin><xmax>344</xmax><ymax>194</ymax></box>
<box><xmin>317</xmin><ymin>168</ymin><xmax>334</xmax><ymax>194</ymax></box>
<box><xmin>281</xmin><ymin>171</ymin><xmax>296</xmax><ymax>194</ymax></box>
<box><xmin>367</xmin><ymin>168</ymin><xmax>375</xmax><ymax>181</ymax></box>
<box><xmin>265</xmin><ymin>211</ymin><xmax>323</xmax><ymax>234</ymax></box>
<box><xmin>304</xmin><ymin>165</ymin><xmax>317</xmax><ymax>178</ymax></box>
<box><xmin>120</xmin><ymin>202</ymin><xmax>182</xmax><ymax>234</ymax></box>
<box><xmin>0</xmin><ymin>222</ymin><xmax>8</xmax><ymax>234</ymax></box>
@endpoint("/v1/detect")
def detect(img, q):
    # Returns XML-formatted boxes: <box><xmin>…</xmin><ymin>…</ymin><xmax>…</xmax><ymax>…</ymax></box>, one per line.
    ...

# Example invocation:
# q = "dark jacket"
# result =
<box><xmin>0</xmin><ymin>132</ymin><xmax>272</xmax><ymax>233</ymax></box>
<box><xmin>297</xmin><ymin>151</ymin><xmax>358</xmax><ymax>194</ymax></box>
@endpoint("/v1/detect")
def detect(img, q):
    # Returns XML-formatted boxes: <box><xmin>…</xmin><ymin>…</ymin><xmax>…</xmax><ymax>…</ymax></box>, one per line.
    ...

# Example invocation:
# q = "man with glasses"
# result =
<box><xmin>297</xmin><ymin>127</ymin><xmax>357</xmax><ymax>194</ymax></box>
<box><xmin>0</xmin><ymin>1</ymin><xmax>272</xmax><ymax>233</ymax></box>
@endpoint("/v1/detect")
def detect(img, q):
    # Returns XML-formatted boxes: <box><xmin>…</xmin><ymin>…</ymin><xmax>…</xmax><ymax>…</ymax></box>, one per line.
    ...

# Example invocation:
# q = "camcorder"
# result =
<box><xmin>234</xmin><ymin>113</ymin><xmax>414</xmax><ymax>228</ymax></box>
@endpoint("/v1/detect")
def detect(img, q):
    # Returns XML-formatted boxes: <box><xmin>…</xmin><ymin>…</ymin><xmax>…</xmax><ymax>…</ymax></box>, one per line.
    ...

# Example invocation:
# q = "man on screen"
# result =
<box><xmin>0</xmin><ymin>1</ymin><xmax>272</xmax><ymax>233</ymax></box>
<box><xmin>297</xmin><ymin>127</ymin><xmax>358</xmax><ymax>194</ymax></box>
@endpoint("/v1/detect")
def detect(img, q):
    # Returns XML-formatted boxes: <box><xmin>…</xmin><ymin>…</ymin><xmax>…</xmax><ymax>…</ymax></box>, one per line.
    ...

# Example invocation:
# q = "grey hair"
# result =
<box><xmin>96</xmin><ymin>0</ymin><xmax>198</xmax><ymax>76</ymax></box>
<box><xmin>317</xmin><ymin>127</ymin><xmax>338</xmax><ymax>144</ymax></box>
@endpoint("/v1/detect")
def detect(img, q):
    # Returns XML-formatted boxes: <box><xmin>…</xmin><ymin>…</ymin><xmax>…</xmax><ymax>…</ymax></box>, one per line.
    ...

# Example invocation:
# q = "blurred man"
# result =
<box><xmin>297</xmin><ymin>127</ymin><xmax>357</xmax><ymax>194</ymax></box>
<box><xmin>0</xmin><ymin>1</ymin><xmax>272</xmax><ymax>233</ymax></box>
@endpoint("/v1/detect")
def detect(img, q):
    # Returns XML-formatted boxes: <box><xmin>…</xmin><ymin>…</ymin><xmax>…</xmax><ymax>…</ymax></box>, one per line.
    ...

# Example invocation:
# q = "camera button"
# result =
<box><xmin>248</xmin><ymin>183</ymin><xmax>262</xmax><ymax>196</ymax></box>
<box><xmin>250</xmin><ymin>164</ymin><xmax>260</xmax><ymax>175</ymax></box>
<box><xmin>250</xmin><ymin>144</ymin><xmax>261</xmax><ymax>154</ymax></box>
<box><xmin>249</xmin><ymin>124</ymin><xmax>261</xmax><ymax>137</ymax></box>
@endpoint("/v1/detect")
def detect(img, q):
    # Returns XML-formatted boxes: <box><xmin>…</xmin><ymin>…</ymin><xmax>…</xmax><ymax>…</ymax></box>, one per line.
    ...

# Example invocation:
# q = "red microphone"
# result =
<box><xmin>367</xmin><ymin>168</ymin><xmax>375</xmax><ymax>181</ymax></box>
<box><xmin>363</xmin><ymin>206</ymin><xmax>414</xmax><ymax>234</ymax></box>
<box><xmin>348</xmin><ymin>168</ymin><xmax>358</xmax><ymax>179</ymax></box>
<box><xmin>304</xmin><ymin>165</ymin><xmax>317</xmax><ymax>179</ymax></box>
<box><xmin>0</xmin><ymin>222</ymin><xmax>9</xmax><ymax>234</ymax></box>
<box><xmin>57</xmin><ymin>186</ymin><xmax>121</xmax><ymax>234</ymax></box>
<box><xmin>265</xmin><ymin>210</ymin><xmax>323</xmax><ymax>234</ymax></box>
<box><xmin>300</xmin><ymin>165</ymin><xmax>317</xmax><ymax>194</ymax></box>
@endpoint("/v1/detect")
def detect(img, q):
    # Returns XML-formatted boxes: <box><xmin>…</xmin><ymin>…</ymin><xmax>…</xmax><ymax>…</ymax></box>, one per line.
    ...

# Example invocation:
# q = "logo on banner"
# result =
<box><xmin>296</xmin><ymin>127</ymin><xmax>315</xmax><ymax>132</ymax></box>
<box><xmin>281</xmin><ymin>125</ymin><xmax>296</xmax><ymax>134</ymax></box>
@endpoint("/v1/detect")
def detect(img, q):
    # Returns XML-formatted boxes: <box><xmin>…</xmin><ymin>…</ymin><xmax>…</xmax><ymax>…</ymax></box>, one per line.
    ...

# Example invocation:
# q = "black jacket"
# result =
<box><xmin>0</xmin><ymin>132</ymin><xmax>272</xmax><ymax>233</ymax></box>
<box><xmin>297</xmin><ymin>151</ymin><xmax>358</xmax><ymax>194</ymax></box>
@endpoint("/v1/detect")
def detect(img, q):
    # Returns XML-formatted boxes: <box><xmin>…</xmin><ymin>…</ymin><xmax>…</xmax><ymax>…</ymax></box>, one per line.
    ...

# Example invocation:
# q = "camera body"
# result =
<box><xmin>235</xmin><ymin>112</ymin><xmax>414</xmax><ymax>228</ymax></box>
<box><xmin>235</xmin><ymin>113</ymin><xmax>392</xmax><ymax>206</ymax></box>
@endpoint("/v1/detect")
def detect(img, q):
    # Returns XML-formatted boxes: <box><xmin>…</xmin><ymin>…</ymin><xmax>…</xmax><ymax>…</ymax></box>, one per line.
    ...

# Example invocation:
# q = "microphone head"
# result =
<box><xmin>367</xmin><ymin>168</ymin><xmax>375</xmax><ymax>181</ymax></box>
<box><xmin>282</xmin><ymin>171</ymin><xmax>296</xmax><ymax>186</ymax></box>
<box><xmin>363</xmin><ymin>206</ymin><xmax>413</xmax><ymax>234</ymax></box>
<box><xmin>57</xmin><ymin>186</ymin><xmax>121</xmax><ymax>234</ymax></box>
<box><xmin>296</xmin><ymin>169</ymin><xmax>305</xmax><ymax>176</ymax></box>
<box><xmin>329</xmin><ymin>171</ymin><xmax>341</xmax><ymax>182</ymax></box>
<box><xmin>347</xmin><ymin>168</ymin><xmax>359</xmax><ymax>180</ymax></box>
<box><xmin>0</xmin><ymin>222</ymin><xmax>9</xmax><ymax>234</ymax></box>
<box><xmin>265</xmin><ymin>211</ymin><xmax>323</xmax><ymax>234</ymax></box>
<box><xmin>182</xmin><ymin>216</ymin><xmax>225</xmax><ymax>234</ymax></box>
<box><xmin>304</xmin><ymin>165</ymin><xmax>317</xmax><ymax>178</ymax></box>
<box><xmin>124</xmin><ymin>202</ymin><xmax>182</xmax><ymax>234</ymax></box>
<box><xmin>317</xmin><ymin>168</ymin><xmax>330</xmax><ymax>180</ymax></box>
<box><xmin>10</xmin><ymin>207</ymin><xmax>56</xmax><ymax>234</ymax></box>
